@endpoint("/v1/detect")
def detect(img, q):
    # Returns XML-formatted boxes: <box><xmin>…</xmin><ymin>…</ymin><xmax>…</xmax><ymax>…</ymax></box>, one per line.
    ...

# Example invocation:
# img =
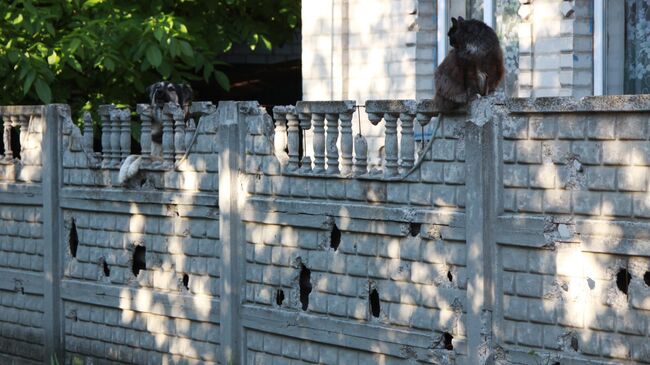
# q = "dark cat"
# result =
<box><xmin>433</xmin><ymin>16</ymin><xmax>505</xmax><ymax>111</ymax></box>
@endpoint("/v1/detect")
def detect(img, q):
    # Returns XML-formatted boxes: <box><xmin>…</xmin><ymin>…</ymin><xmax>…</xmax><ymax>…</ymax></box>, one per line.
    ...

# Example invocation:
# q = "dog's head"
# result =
<box><xmin>146</xmin><ymin>81</ymin><xmax>193</xmax><ymax>107</ymax></box>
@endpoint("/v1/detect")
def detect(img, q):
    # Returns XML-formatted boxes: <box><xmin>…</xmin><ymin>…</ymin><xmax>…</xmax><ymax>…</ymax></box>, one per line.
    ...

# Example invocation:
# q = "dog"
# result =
<box><xmin>118</xmin><ymin>82</ymin><xmax>193</xmax><ymax>186</ymax></box>
<box><xmin>146</xmin><ymin>81</ymin><xmax>193</xmax><ymax>144</ymax></box>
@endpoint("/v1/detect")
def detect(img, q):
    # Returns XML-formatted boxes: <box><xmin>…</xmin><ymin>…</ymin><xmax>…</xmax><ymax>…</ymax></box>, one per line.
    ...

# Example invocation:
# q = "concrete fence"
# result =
<box><xmin>0</xmin><ymin>95</ymin><xmax>649</xmax><ymax>364</ymax></box>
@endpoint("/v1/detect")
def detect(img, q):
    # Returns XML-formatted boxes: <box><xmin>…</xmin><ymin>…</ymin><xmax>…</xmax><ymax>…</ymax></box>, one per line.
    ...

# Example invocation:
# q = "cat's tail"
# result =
<box><xmin>396</xmin><ymin>113</ymin><xmax>443</xmax><ymax>181</ymax></box>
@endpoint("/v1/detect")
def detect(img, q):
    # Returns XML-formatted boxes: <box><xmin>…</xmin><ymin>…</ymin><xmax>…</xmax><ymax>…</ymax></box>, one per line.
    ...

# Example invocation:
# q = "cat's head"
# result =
<box><xmin>448</xmin><ymin>16</ymin><xmax>497</xmax><ymax>51</ymax></box>
<box><xmin>448</xmin><ymin>16</ymin><xmax>465</xmax><ymax>49</ymax></box>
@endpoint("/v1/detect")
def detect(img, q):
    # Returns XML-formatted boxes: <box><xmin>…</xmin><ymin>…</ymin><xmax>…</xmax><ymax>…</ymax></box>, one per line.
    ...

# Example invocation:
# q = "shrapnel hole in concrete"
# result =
<box><xmin>447</xmin><ymin>270</ymin><xmax>453</xmax><ymax>282</ymax></box>
<box><xmin>570</xmin><ymin>336</ymin><xmax>579</xmax><ymax>351</ymax></box>
<box><xmin>644</xmin><ymin>271</ymin><xmax>650</xmax><ymax>287</ymax></box>
<box><xmin>101</xmin><ymin>258</ymin><xmax>110</xmax><ymax>277</ymax></box>
<box><xmin>442</xmin><ymin>332</ymin><xmax>454</xmax><ymax>350</ymax></box>
<box><xmin>182</xmin><ymin>273</ymin><xmax>189</xmax><ymax>290</ymax></box>
<box><xmin>276</xmin><ymin>289</ymin><xmax>285</xmax><ymax>306</ymax></box>
<box><xmin>330</xmin><ymin>222</ymin><xmax>341</xmax><ymax>251</ymax></box>
<box><xmin>587</xmin><ymin>277</ymin><xmax>595</xmax><ymax>290</ymax></box>
<box><xmin>132</xmin><ymin>245</ymin><xmax>146</xmax><ymax>276</ymax></box>
<box><xmin>616</xmin><ymin>268</ymin><xmax>632</xmax><ymax>295</ymax></box>
<box><xmin>409</xmin><ymin>222</ymin><xmax>421</xmax><ymax>237</ymax></box>
<box><xmin>369</xmin><ymin>288</ymin><xmax>380</xmax><ymax>318</ymax></box>
<box><xmin>299</xmin><ymin>264</ymin><xmax>312</xmax><ymax>311</ymax></box>
<box><xmin>10</xmin><ymin>126</ymin><xmax>21</xmax><ymax>159</ymax></box>
<box><xmin>69</xmin><ymin>219</ymin><xmax>79</xmax><ymax>258</ymax></box>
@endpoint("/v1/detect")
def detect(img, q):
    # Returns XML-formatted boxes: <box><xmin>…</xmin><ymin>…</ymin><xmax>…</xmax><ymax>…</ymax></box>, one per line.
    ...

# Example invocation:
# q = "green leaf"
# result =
<box><xmin>153</xmin><ymin>28</ymin><xmax>164</xmax><ymax>42</ymax></box>
<box><xmin>34</xmin><ymin>79</ymin><xmax>52</xmax><ymax>103</ymax></box>
<box><xmin>23</xmin><ymin>70</ymin><xmax>37</xmax><ymax>96</ymax></box>
<box><xmin>68</xmin><ymin>38</ymin><xmax>81</xmax><ymax>54</ymax></box>
<box><xmin>103</xmin><ymin>58</ymin><xmax>115</xmax><ymax>71</ymax></box>
<box><xmin>214</xmin><ymin>70</ymin><xmax>230</xmax><ymax>91</ymax></box>
<box><xmin>7</xmin><ymin>51</ymin><xmax>19</xmax><ymax>64</ymax></box>
<box><xmin>203</xmin><ymin>63</ymin><xmax>214</xmax><ymax>82</ymax></box>
<box><xmin>146</xmin><ymin>44</ymin><xmax>162</xmax><ymax>67</ymax></box>
<box><xmin>47</xmin><ymin>51</ymin><xmax>60</xmax><ymax>66</ymax></box>
<box><xmin>179</xmin><ymin>40</ymin><xmax>193</xmax><ymax>57</ymax></box>
<box><xmin>45</xmin><ymin>23</ymin><xmax>56</xmax><ymax>36</ymax></box>
<box><xmin>12</xmin><ymin>14</ymin><xmax>23</xmax><ymax>25</ymax></box>
<box><xmin>260</xmin><ymin>35</ymin><xmax>272</xmax><ymax>51</ymax></box>
<box><xmin>68</xmin><ymin>57</ymin><xmax>83</xmax><ymax>72</ymax></box>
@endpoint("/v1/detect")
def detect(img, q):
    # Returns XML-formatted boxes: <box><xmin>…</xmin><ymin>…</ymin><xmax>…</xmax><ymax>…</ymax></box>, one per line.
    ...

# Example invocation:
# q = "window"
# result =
<box><xmin>598</xmin><ymin>0</ymin><xmax>650</xmax><ymax>95</ymax></box>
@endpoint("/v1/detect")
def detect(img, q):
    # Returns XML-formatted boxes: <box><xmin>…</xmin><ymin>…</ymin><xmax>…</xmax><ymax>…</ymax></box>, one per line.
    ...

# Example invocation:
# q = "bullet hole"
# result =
<box><xmin>442</xmin><ymin>332</ymin><xmax>454</xmax><ymax>350</ymax></box>
<box><xmin>570</xmin><ymin>336</ymin><xmax>579</xmax><ymax>351</ymax></box>
<box><xmin>182</xmin><ymin>274</ymin><xmax>189</xmax><ymax>290</ymax></box>
<box><xmin>447</xmin><ymin>271</ymin><xmax>453</xmax><ymax>282</ymax></box>
<box><xmin>330</xmin><ymin>223</ymin><xmax>341</xmax><ymax>251</ymax></box>
<box><xmin>10</xmin><ymin>126</ymin><xmax>21</xmax><ymax>159</ymax></box>
<box><xmin>616</xmin><ymin>268</ymin><xmax>632</xmax><ymax>295</ymax></box>
<box><xmin>587</xmin><ymin>277</ymin><xmax>595</xmax><ymax>290</ymax></box>
<box><xmin>101</xmin><ymin>258</ymin><xmax>110</xmax><ymax>277</ymax></box>
<box><xmin>299</xmin><ymin>264</ymin><xmax>312</xmax><ymax>311</ymax></box>
<box><xmin>14</xmin><ymin>279</ymin><xmax>24</xmax><ymax>295</ymax></box>
<box><xmin>369</xmin><ymin>288</ymin><xmax>380</xmax><ymax>318</ymax></box>
<box><xmin>644</xmin><ymin>271</ymin><xmax>650</xmax><ymax>287</ymax></box>
<box><xmin>69</xmin><ymin>219</ymin><xmax>79</xmax><ymax>258</ymax></box>
<box><xmin>276</xmin><ymin>289</ymin><xmax>285</xmax><ymax>306</ymax></box>
<box><xmin>132</xmin><ymin>246</ymin><xmax>146</xmax><ymax>277</ymax></box>
<box><xmin>409</xmin><ymin>222</ymin><xmax>421</xmax><ymax>237</ymax></box>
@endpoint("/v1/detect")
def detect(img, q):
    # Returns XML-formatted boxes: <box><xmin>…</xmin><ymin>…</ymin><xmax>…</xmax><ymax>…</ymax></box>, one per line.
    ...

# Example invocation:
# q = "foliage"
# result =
<box><xmin>0</xmin><ymin>0</ymin><xmax>299</xmax><ymax>112</ymax></box>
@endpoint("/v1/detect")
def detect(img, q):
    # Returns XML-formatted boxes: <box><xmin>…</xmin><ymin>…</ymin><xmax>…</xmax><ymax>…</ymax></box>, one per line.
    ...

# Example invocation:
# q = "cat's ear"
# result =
<box><xmin>451</xmin><ymin>17</ymin><xmax>457</xmax><ymax>26</ymax></box>
<box><xmin>458</xmin><ymin>16</ymin><xmax>465</xmax><ymax>22</ymax></box>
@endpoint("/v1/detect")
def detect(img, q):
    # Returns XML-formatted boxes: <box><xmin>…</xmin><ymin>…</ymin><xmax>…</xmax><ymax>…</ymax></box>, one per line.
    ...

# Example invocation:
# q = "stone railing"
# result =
<box><xmin>0</xmin><ymin>106</ymin><xmax>43</xmax><ymax>164</ymax></box>
<box><xmin>273</xmin><ymin>99</ymin><xmax>446</xmax><ymax>180</ymax></box>
<box><xmin>80</xmin><ymin>101</ymin><xmax>216</xmax><ymax>170</ymax></box>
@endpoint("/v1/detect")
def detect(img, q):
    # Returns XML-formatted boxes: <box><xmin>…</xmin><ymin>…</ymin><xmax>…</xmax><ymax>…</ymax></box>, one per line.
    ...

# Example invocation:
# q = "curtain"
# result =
<box><xmin>625</xmin><ymin>0</ymin><xmax>650</xmax><ymax>94</ymax></box>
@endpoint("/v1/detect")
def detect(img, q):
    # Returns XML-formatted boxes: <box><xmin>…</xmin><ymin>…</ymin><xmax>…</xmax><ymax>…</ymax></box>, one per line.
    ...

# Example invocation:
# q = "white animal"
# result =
<box><xmin>118</xmin><ymin>155</ymin><xmax>143</xmax><ymax>185</ymax></box>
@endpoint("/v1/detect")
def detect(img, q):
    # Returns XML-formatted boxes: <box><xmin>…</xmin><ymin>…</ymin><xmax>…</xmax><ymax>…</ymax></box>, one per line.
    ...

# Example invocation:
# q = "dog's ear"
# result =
<box><xmin>451</xmin><ymin>17</ymin><xmax>457</xmax><ymax>26</ymax></box>
<box><xmin>145</xmin><ymin>83</ymin><xmax>155</xmax><ymax>101</ymax></box>
<box><xmin>458</xmin><ymin>16</ymin><xmax>465</xmax><ymax>23</ymax></box>
<box><xmin>177</xmin><ymin>84</ymin><xmax>194</xmax><ymax>105</ymax></box>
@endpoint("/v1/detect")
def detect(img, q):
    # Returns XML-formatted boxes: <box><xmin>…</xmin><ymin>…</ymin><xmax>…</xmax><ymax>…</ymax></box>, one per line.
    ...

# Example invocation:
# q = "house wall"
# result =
<box><xmin>302</xmin><ymin>0</ymin><xmax>596</xmax><ymax>101</ymax></box>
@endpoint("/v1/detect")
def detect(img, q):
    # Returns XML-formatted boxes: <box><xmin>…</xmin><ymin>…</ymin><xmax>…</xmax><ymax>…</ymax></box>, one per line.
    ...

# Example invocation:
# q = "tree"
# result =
<box><xmin>0</xmin><ymin>0</ymin><xmax>300</xmax><ymax>113</ymax></box>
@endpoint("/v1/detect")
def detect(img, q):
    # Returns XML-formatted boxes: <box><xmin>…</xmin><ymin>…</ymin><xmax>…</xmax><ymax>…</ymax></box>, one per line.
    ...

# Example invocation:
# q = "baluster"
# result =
<box><xmin>312</xmin><ymin>113</ymin><xmax>326</xmax><ymax>173</ymax></box>
<box><xmin>285</xmin><ymin>107</ymin><xmax>300</xmax><ymax>172</ymax></box>
<box><xmin>325</xmin><ymin>113</ymin><xmax>340</xmax><ymax>174</ymax></box>
<box><xmin>2</xmin><ymin>115</ymin><xmax>12</xmax><ymax>160</ymax></box>
<box><xmin>82</xmin><ymin>112</ymin><xmax>94</xmax><ymax>152</ymax></box>
<box><xmin>161</xmin><ymin>103</ymin><xmax>175</xmax><ymax>167</ymax></box>
<box><xmin>185</xmin><ymin>118</ymin><xmax>196</xmax><ymax>153</ymax></box>
<box><xmin>109</xmin><ymin>109</ymin><xmax>121</xmax><ymax>166</ymax></box>
<box><xmin>298</xmin><ymin>112</ymin><xmax>312</xmax><ymax>172</ymax></box>
<box><xmin>399</xmin><ymin>112</ymin><xmax>415</xmax><ymax>171</ymax></box>
<box><xmin>383</xmin><ymin>113</ymin><xmax>399</xmax><ymax>177</ymax></box>
<box><xmin>339</xmin><ymin>112</ymin><xmax>353</xmax><ymax>175</ymax></box>
<box><xmin>119</xmin><ymin>108</ymin><xmax>131</xmax><ymax>160</ymax></box>
<box><xmin>99</xmin><ymin>105</ymin><xmax>112</xmax><ymax>166</ymax></box>
<box><xmin>10</xmin><ymin>115</ymin><xmax>19</xmax><ymax>158</ymax></box>
<box><xmin>272</xmin><ymin>108</ymin><xmax>289</xmax><ymax>158</ymax></box>
<box><xmin>354</xmin><ymin>134</ymin><xmax>368</xmax><ymax>175</ymax></box>
<box><xmin>137</xmin><ymin>104</ymin><xmax>152</xmax><ymax>159</ymax></box>
<box><xmin>172</xmin><ymin>105</ymin><xmax>186</xmax><ymax>163</ymax></box>
<box><xmin>18</xmin><ymin>115</ymin><xmax>28</xmax><ymax>149</ymax></box>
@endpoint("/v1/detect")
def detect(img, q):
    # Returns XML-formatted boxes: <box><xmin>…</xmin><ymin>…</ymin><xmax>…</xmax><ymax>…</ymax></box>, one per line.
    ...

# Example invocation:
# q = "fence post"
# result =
<box><xmin>464</xmin><ymin>96</ymin><xmax>504</xmax><ymax>364</ymax></box>
<box><xmin>218</xmin><ymin>101</ymin><xmax>246</xmax><ymax>365</ymax></box>
<box><xmin>43</xmin><ymin>104</ymin><xmax>64</xmax><ymax>364</ymax></box>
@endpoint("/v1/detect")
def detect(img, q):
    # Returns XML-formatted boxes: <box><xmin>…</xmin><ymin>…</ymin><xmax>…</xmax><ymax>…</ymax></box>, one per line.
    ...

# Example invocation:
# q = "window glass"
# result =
<box><xmin>624</xmin><ymin>0</ymin><xmax>650</xmax><ymax>94</ymax></box>
<box><xmin>496</xmin><ymin>0</ymin><xmax>520</xmax><ymax>97</ymax></box>
<box><xmin>467</xmin><ymin>0</ymin><xmax>483</xmax><ymax>20</ymax></box>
